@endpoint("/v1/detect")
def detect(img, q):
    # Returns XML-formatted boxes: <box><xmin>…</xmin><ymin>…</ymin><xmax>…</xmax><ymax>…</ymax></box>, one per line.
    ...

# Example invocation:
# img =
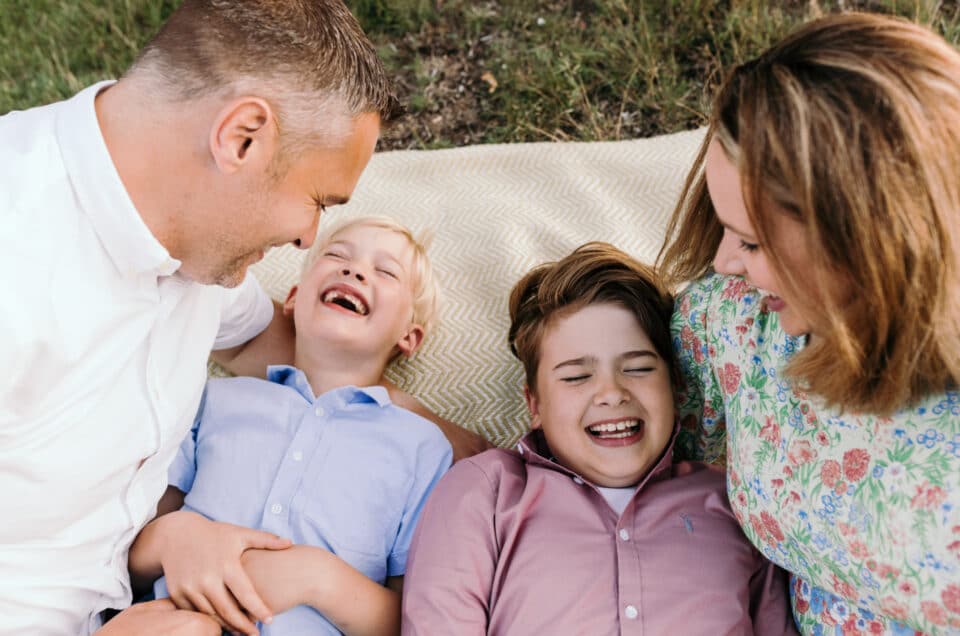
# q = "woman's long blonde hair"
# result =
<box><xmin>658</xmin><ymin>12</ymin><xmax>960</xmax><ymax>414</ymax></box>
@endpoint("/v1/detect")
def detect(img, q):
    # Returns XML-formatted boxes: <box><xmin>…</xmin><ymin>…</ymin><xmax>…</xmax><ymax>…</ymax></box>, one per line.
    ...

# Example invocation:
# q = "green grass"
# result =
<box><xmin>2</xmin><ymin>0</ymin><xmax>958</xmax><ymax>147</ymax></box>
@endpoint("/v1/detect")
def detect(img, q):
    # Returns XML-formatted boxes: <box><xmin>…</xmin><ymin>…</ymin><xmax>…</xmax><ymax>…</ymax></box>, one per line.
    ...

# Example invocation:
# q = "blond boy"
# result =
<box><xmin>129</xmin><ymin>217</ymin><xmax>451</xmax><ymax>636</ymax></box>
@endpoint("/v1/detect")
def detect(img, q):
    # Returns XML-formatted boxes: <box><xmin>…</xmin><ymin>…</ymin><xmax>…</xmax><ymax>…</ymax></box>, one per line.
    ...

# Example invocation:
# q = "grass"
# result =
<box><xmin>2</xmin><ymin>0</ymin><xmax>958</xmax><ymax>148</ymax></box>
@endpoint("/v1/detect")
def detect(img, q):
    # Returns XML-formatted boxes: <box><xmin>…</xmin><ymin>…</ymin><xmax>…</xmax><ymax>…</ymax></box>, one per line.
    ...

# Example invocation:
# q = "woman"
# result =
<box><xmin>658</xmin><ymin>12</ymin><xmax>960</xmax><ymax>634</ymax></box>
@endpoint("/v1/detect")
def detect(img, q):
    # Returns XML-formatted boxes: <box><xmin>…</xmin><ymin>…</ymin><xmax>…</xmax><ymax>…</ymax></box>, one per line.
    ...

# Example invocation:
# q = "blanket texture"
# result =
<box><xmin>229</xmin><ymin>128</ymin><xmax>705</xmax><ymax>446</ymax></box>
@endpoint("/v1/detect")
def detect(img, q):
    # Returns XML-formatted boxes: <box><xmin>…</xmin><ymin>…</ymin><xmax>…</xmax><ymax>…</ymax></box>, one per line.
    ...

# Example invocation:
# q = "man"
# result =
<box><xmin>0</xmin><ymin>2</ymin><xmax>487</xmax><ymax>634</ymax></box>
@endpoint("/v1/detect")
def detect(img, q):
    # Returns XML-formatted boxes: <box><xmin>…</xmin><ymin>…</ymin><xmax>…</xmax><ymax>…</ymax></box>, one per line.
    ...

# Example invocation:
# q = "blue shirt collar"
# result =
<box><xmin>265</xmin><ymin>365</ymin><xmax>392</xmax><ymax>407</ymax></box>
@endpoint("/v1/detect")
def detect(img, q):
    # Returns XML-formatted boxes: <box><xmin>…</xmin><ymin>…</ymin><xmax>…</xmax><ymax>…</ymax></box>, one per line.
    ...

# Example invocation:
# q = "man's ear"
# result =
<box><xmin>395</xmin><ymin>324</ymin><xmax>425</xmax><ymax>358</ymax></box>
<box><xmin>524</xmin><ymin>385</ymin><xmax>542</xmax><ymax>429</ymax></box>
<box><xmin>209</xmin><ymin>97</ymin><xmax>276</xmax><ymax>175</ymax></box>
<box><xmin>282</xmin><ymin>285</ymin><xmax>299</xmax><ymax>316</ymax></box>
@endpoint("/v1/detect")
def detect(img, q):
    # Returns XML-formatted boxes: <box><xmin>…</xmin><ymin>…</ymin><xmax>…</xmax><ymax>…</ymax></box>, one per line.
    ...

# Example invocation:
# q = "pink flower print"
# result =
<box><xmin>911</xmin><ymin>482</ymin><xmax>947</xmax><ymax>511</ymax></box>
<box><xmin>680</xmin><ymin>325</ymin><xmax>695</xmax><ymax>349</ymax></box>
<box><xmin>816</xmin><ymin>430</ymin><xmax>830</xmax><ymax>446</ymax></box>
<box><xmin>821</xmin><ymin>460</ymin><xmax>842</xmax><ymax>488</ymax></box>
<box><xmin>874</xmin><ymin>563</ymin><xmax>900</xmax><ymax>580</ymax></box>
<box><xmin>692</xmin><ymin>337</ymin><xmax>705</xmax><ymax>363</ymax></box>
<box><xmin>735</xmin><ymin>491</ymin><xmax>748</xmax><ymax>509</ymax></box>
<box><xmin>760</xmin><ymin>511</ymin><xmax>785</xmax><ymax>543</ymax></box>
<box><xmin>948</xmin><ymin>540</ymin><xmax>960</xmax><ymax>559</ymax></box>
<box><xmin>679</xmin><ymin>295</ymin><xmax>691</xmax><ymax>315</ymax></box>
<box><xmin>840</xmin><ymin>616</ymin><xmax>862</xmax><ymax>636</ymax></box>
<box><xmin>943</xmin><ymin>583</ymin><xmax>960</xmax><ymax>614</ymax></box>
<box><xmin>834</xmin><ymin>481</ymin><xmax>848</xmax><ymax>496</ymax></box>
<box><xmin>921</xmin><ymin>601</ymin><xmax>948</xmax><ymax>626</ymax></box>
<box><xmin>770</xmin><ymin>478</ymin><xmax>784</xmax><ymax>493</ymax></box>
<box><xmin>837</xmin><ymin>522</ymin><xmax>857</xmax><ymax>537</ymax></box>
<box><xmin>880</xmin><ymin>596</ymin><xmax>909</xmax><ymax>621</ymax></box>
<box><xmin>719</xmin><ymin>362</ymin><xmax>741</xmax><ymax>395</ymax></box>
<box><xmin>783</xmin><ymin>465</ymin><xmax>794</xmax><ymax>478</ymax></box>
<box><xmin>848</xmin><ymin>540</ymin><xmax>870</xmax><ymax>560</ymax></box>
<box><xmin>899</xmin><ymin>581</ymin><xmax>917</xmax><ymax>595</ymax></box>
<box><xmin>867</xmin><ymin>621</ymin><xmax>884</xmax><ymax>635</ymax></box>
<box><xmin>787</xmin><ymin>440</ymin><xmax>817</xmax><ymax>466</ymax></box>
<box><xmin>842</xmin><ymin>448</ymin><xmax>871</xmax><ymax>482</ymax></box>
<box><xmin>831</xmin><ymin>574</ymin><xmax>858</xmax><ymax>601</ymax></box>
<box><xmin>759</xmin><ymin>416</ymin><xmax>780</xmax><ymax>446</ymax></box>
<box><xmin>794</xmin><ymin>589</ymin><xmax>810</xmax><ymax>614</ymax></box>
<box><xmin>722</xmin><ymin>277</ymin><xmax>752</xmax><ymax>300</ymax></box>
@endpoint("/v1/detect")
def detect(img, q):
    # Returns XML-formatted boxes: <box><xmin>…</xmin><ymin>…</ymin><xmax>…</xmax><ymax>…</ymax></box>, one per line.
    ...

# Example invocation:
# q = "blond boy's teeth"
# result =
<box><xmin>322</xmin><ymin>289</ymin><xmax>368</xmax><ymax>315</ymax></box>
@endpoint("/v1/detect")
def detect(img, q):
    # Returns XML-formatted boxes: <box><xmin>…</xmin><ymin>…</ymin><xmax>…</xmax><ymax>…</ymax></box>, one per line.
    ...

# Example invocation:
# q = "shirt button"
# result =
<box><xmin>572</xmin><ymin>476</ymin><xmax>584</xmax><ymax>485</ymax></box>
<box><xmin>270</xmin><ymin>503</ymin><xmax>283</xmax><ymax>515</ymax></box>
<box><xmin>625</xmin><ymin>605</ymin><xmax>638</xmax><ymax>620</ymax></box>
<box><xmin>619</xmin><ymin>529</ymin><xmax>630</xmax><ymax>541</ymax></box>
<box><xmin>292</xmin><ymin>450</ymin><xmax>303</xmax><ymax>462</ymax></box>
<box><xmin>315</xmin><ymin>406</ymin><xmax>325</xmax><ymax>417</ymax></box>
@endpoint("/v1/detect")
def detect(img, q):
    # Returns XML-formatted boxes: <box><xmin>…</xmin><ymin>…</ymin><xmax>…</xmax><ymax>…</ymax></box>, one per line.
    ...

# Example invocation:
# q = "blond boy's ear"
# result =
<box><xmin>282</xmin><ymin>285</ymin><xmax>299</xmax><ymax>316</ymax></box>
<box><xmin>395</xmin><ymin>324</ymin><xmax>425</xmax><ymax>358</ymax></box>
<box><xmin>524</xmin><ymin>385</ymin><xmax>543</xmax><ymax>429</ymax></box>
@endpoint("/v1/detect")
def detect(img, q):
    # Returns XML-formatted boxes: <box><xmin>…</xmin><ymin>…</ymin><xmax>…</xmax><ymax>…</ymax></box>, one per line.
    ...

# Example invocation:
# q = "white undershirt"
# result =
<box><xmin>597</xmin><ymin>485</ymin><xmax>638</xmax><ymax>516</ymax></box>
<box><xmin>0</xmin><ymin>82</ymin><xmax>273</xmax><ymax>635</ymax></box>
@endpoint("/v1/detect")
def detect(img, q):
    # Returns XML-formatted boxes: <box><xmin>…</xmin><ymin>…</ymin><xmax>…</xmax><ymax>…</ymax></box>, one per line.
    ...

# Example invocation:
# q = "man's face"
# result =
<box><xmin>526</xmin><ymin>302</ymin><xmax>675</xmax><ymax>488</ymax></box>
<box><xmin>290</xmin><ymin>223</ymin><xmax>423</xmax><ymax>362</ymax></box>
<box><xmin>195</xmin><ymin>112</ymin><xmax>381</xmax><ymax>287</ymax></box>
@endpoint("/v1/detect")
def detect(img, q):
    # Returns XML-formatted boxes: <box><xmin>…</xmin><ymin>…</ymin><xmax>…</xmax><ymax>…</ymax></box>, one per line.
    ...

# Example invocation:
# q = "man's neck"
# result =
<box><xmin>293</xmin><ymin>347</ymin><xmax>391</xmax><ymax>398</ymax></box>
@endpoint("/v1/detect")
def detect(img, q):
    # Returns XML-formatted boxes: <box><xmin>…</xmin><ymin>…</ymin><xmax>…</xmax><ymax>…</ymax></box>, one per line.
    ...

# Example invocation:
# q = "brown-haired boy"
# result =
<box><xmin>401</xmin><ymin>242</ymin><xmax>798</xmax><ymax>635</ymax></box>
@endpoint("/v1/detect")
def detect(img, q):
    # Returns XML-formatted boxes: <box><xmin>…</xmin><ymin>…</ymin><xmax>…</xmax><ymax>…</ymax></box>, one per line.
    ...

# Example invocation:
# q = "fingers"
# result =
<box><xmin>208</xmin><ymin>582</ymin><xmax>262</xmax><ymax>636</ymax></box>
<box><xmin>240</xmin><ymin>527</ymin><xmax>292</xmax><ymax>551</ymax></box>
<box><xmin>175</xmin><ymin>583</ymin><xmax>260</xmax><ymax>636</ymax></box>
<box><xmin>224</xmin><ymin>563</ymin><xmax>274</xmax><ymax>628</ymax></box>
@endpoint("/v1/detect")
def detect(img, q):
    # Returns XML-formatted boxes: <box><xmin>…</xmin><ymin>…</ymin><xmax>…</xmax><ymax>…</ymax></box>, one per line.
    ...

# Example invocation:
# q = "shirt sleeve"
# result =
<box><xmin>212</xmin><ymin>271</ymin><xmax>274</xmax><ymax>350</ymax></box>
<box><xmin>401</xmin><ymin>457</ymin><xmax>497</xmax><ymax>636</ymax></box>
<box><xmin>166</xmin><ymin>386</ymin><xmax>208</xmax><ymax>494</ymax></box>
<box><xmin>672</xmin><ymin>273</ymin><xmax>728</xmax><ymax>464</ymax></box>
<box><xmin>387</xmin><ymin>431</ymin><xmax>453</xmax><ymax>577</ymax></box>
<box><xmin>749</xmin><ymin>556</ymin><xmax>800</xmax><ymax>635</ymax></box>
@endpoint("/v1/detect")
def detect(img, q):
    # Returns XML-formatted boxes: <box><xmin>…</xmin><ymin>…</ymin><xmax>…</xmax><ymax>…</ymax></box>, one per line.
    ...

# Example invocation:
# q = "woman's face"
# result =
<box><xmin>704</xmin><ymin>139</ymin><xmax>815</xmax><ymax>337</ymax></box>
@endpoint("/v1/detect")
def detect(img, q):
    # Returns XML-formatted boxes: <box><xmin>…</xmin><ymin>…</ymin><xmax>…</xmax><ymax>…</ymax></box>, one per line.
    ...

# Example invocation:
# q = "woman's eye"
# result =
<box><xmin>738</xmin><ymin>239</ymin><xmax>760</xmax><ymax>253</ymax></box>
<box><xmin>377</xmin><ymin>268</ymin><xmax>399</xmax><ymax>279</ymax></box>
<box><xmin>324</xmin><ymin>251</ymin><xmax>346</xmax><ymax>260</ymax></box>
<box><xmin>561</xmin><ymin>374</ymin><xmax>590</xmax><ymax>383</ymax></box>
<box><xmin>625</xmin><ymin>367</ymin><xmax>655</xmax><ymax>374</ymax></box>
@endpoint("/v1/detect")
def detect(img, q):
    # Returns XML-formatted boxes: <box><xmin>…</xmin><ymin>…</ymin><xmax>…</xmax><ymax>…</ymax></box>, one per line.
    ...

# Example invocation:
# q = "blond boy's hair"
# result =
<box><xmin>303</xmin><ymin>216</ymin><xmax>440</xmax><ymax>342</ymax></box>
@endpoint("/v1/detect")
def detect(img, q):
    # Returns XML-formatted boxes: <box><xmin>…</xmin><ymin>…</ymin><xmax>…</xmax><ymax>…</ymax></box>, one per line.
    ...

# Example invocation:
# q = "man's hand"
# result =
<box><xmin>95</xmin><ymin>599</ymin><xmax>219</xmax><ymax>636</ymax></box>
<box><xmin>155</xmin><ymin>511</ymin><xmax>291</xmax><ymax>635</ymax></box>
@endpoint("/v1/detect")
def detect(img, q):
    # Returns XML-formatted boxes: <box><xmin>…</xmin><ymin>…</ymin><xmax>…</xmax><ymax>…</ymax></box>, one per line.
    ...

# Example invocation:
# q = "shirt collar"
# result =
<box><xmin>266</xmin><ymin>365</ymin><xmax>392</xmax><ymax>407</ymax></box>
<box><xmin>55</xmin><ymin>81</ymin><xmax>180</xmax><ymax>278</ymax></box>
<box><xmin>516</xmin><ymin>423</ymin><xmax>680</xmax><ymax>492</ymax></box>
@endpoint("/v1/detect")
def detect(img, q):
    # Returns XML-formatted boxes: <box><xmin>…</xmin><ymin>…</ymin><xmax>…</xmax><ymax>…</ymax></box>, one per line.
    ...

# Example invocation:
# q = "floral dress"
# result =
<box><xmin>672</xmin><ymin>273</ymin><xmax>960</xmax><ymax>635</ymax></box>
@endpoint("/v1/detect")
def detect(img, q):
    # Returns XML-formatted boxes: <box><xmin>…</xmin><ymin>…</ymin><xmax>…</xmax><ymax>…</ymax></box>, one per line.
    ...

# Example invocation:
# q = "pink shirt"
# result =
<box><xmin>402</xmin><ymin>430</ymin><xmax>798</xmax><ymax>635</ymax></box>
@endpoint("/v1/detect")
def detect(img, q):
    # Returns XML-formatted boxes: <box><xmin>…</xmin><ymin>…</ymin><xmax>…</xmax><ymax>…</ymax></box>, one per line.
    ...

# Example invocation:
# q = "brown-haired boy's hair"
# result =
<box><xmin>509</xmin><ymin>242</ymin><xmax>677</xmax><ymax>393</ymax></box>
<box><xmin>128</xmin><ymin>0</ymin><xmax>402</xmax><ymax>152</ymax></box>
<box><xmin>657</xmin><ymin>12</ymin><xmax>960</xmax><ymax>414</ymax></box>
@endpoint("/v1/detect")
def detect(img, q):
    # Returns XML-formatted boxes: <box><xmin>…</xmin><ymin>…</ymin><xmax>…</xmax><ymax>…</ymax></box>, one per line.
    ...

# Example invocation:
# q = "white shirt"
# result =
<box><xmin>0</xmin><ymin>82</ymin><xmax>274</xmax><ymax>635</ymax></box>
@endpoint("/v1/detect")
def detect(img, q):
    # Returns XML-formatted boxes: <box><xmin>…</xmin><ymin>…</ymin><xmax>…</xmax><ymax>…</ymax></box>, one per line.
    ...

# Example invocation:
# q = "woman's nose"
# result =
<box><xmin>713</xmin><ymin>231</ymin><xmax>745</xmax><ymax>276</ymax></box>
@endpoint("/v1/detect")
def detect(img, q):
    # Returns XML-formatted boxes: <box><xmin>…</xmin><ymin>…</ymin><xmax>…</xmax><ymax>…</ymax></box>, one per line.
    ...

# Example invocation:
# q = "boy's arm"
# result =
<box><xmin>129</xmin><ymin>490</ymin><xmax>292</xmax><ymax>635</ymax></box>
<box><xmin>401</xmin><ymin>459</ymin><xmax>497</xmax><ymax>634</ymax></box>
<box><xmin>386</xmin><ymin>382</ymin><xmax>492</xmax><ymax>461</ymax></box>
<box><xmin>240</xmin><ymin>545</ymin><xmax>401</xmax><ymax>636</ymax></box>
<box><xmin>211</xmin><ymin>301</ymin><xmax>295</xmax><ymax>379</ymax></box>
<box><xmin>749</xmin><ymin>558</ymin><xmax>800</xmax><ymax>635</ymax></box>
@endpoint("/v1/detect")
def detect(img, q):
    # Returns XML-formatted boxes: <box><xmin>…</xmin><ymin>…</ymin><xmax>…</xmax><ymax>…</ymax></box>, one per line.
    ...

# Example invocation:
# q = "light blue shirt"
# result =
<box><xmin>154</xmin><ymin>365</ymin><xmax>453</xmax><ymax>635</ymax></box>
